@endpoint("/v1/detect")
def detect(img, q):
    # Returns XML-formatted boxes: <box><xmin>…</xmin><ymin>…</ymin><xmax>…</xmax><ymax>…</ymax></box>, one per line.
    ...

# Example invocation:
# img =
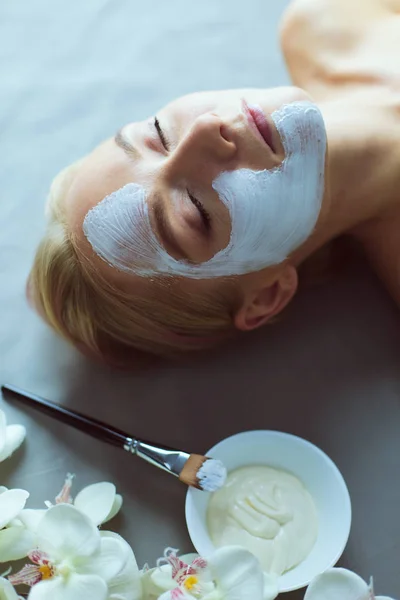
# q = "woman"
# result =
<box><xmin>29</xmin><ymin>0</ymin><xmax>400</xmax><ymax>365</ymax></box>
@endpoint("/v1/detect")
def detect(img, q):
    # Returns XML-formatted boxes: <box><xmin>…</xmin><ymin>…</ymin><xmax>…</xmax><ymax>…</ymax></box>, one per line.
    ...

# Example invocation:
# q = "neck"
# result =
<box><xmin>292</xmin><ymin>90</ymin><xmax>400</xmax><ymax>265</ymax></box>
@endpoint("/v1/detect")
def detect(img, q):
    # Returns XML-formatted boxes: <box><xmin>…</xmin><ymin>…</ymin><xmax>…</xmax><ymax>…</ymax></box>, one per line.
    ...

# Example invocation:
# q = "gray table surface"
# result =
<box><xmin>1</xmin><ymin>1</ymin><xmax>399</xmax><ymax>598</ymax></box>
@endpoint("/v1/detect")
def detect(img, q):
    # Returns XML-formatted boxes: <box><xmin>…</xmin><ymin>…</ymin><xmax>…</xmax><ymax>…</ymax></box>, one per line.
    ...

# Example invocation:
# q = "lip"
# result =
<box><xmin>242</xmin><ymin>99</ymin><xmax>276</xmax><ymax>152</ymax></box>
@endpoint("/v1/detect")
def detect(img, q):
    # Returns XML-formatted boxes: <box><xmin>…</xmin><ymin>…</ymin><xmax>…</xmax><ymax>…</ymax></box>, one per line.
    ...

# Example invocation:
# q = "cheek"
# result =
<box><xmin>83</xmin><ymin>182</ymin><xmax>168</xmax><ymax>276</ymax></box>
<box><xmin>210</xmin><ymin>192</ymin><xmax>232</xmax><ymax>252</ymax></box>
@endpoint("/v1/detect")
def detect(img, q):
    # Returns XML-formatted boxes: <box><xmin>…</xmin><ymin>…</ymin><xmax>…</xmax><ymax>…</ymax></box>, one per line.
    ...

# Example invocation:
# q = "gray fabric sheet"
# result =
<box><xmin>1</xmin><ymin>1</ymin><xmax>400</xmax><ymax>597</ymax></box>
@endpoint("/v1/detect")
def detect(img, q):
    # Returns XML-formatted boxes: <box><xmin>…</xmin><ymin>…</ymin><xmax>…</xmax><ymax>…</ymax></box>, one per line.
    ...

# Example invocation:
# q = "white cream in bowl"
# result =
<box><xmin>207</xmin><ymin>465</ymin><xmax>318</xmax><ymax>575</ymax></box>
<box><xmin>185</xmin><ymin>430</ymin><xmax>351</xmax><ymax>593</ymax></box>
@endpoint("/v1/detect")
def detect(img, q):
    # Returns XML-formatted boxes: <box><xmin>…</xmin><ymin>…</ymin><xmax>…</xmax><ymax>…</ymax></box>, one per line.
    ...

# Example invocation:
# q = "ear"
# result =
<box><xmin>234</xmin><ymin>265</ymin><xmax>298</xmax><ymax>332</ymax></box>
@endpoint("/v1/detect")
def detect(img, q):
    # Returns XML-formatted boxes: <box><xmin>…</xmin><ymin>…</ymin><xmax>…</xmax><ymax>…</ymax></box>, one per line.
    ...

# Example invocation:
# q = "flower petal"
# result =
<box><xmin>100</xmin><ymin>532</ymin><xmax>142</xmax><ymax>600</ymax></box>
<box><xmin>0</xmin><ymin>486</ymin><xmax>8</xmax><ymax>495</ymax></box>
<box><xmin>0</xmin><ymin>526</ymin><xmax>36</xmax><ymax>562</ymax></box>
<box><xmin>74</xmin><ymin>483</ymin><xmax>117</xmax><ymax>526</ymax></box>
<box><xmin>28</xmin><ymin>573</ymin><xmax>107</xmax><ymax>600</ymax></box>
<box><xmin>0</xmin><ymin>425</ymin><xmax>26</xmax><ymax>462</ymax></box>
<box><xmin>304</xmin><ymin>568</ymin><xmax>371</xmax><ymax>600</ymax></box>
<box><xmin>0</xmin><ymin>576</ymin><xmax>20</xmax><ymax>600</ymax></box>
<box><xmin>0</xmin><ymin>489</ymin><xmax>29</xmax><ymax>529</ymax></box>
<box><xmin>18</xmin><ymin>508</ymin><xmax>46</xmax><ymax>532</ymax></box>
<box><xmin>208</xmin><ymin>546</ymin><xmax>265</xmax><ymax>600</ymax></box>
<box><xmin>76</xmin><ymin>535</ymin><xmax>127</xmax><ymax>582</ymax></box>
<box><xmin>104</xmin><ymin>494</ymin><xmax>123</xmax><ymax>523</ymax></box>
<box><xmin>158</xmin><ymin>590</ymin><xmax>189</xmax><ymax>600</ymax></box>
<box><xmin>36</xmin><ymin>504</ymin><xmax>100</xmax><ymax>560</ymax></box>
<box><xmin>142</xmin><ymin>565</ymin><xmax>176</xmax><ymax>597</ymax></box>
<box><xmin>8</xmin><ymin>564</ymin><xmax>42</xmax><ymax>587</ymax></box>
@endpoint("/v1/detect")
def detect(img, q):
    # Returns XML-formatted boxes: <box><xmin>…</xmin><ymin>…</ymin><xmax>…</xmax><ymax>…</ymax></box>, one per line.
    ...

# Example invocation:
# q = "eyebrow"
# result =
<box><xmin>153</xmin><ymin>193</ymin><xmax>192</xmax><ymax>263</ymax></box>
<box><xmin>114</xmin><ymin>128</ymin><xmax>141</xmax><ymax>159</ymax></box>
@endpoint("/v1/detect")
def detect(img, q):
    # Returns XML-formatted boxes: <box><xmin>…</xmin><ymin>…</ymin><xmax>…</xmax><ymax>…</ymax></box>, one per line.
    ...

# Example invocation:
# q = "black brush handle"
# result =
<box><xmin>1</xmin><ymin>384</ymin><xmax>129</xmax><ymax>449</ymax></box>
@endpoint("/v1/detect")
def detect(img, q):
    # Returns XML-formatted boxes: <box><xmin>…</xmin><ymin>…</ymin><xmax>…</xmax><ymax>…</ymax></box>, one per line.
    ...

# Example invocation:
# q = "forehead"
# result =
<box><xmin>159</xmin><ymin>89</ymin><xmax>249</xmax><ymax>123</ymax></box>
<box><xmin>64</xmin><ymin>138</ymin><xmax>136</xmax><ymax>233</ymax></box>
<box><xmin>163</xmin><ymin>90</ymin><xmax>233</xmax><ymax>110</ymax></box>
<box><xmin>57</xmin><ymin>139</ymin><xmax>145</xmax><ymax>289</ymax></box>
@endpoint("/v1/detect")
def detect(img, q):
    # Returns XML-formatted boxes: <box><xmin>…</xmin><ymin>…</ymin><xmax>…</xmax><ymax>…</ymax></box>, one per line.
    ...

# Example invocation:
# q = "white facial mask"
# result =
<box><xmin>83</xmin><ymin>101</ymin><xmax>327</xmax><ymax>278</ymax></box>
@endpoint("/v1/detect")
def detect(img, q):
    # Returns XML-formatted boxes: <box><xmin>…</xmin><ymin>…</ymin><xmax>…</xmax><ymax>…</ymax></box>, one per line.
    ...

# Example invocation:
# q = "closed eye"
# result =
<box><xmin>188</xmin><ymin>192</ymin><xmax>211</xmax><ymax>233</ymax></box>
<box><xmin>154</xmin><ymin>116</ymin><xmax>211</xmax><ymax>235</ymax></box>
<box><xmin>154</xmin><ymin>116</ymin><xmax>170</xmax><ymax>151</ymax></box>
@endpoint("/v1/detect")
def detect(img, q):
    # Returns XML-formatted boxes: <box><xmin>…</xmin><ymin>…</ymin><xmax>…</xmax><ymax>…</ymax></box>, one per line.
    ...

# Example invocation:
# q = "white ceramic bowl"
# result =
<box><xmin>185</xmin><ymin>430</ymin><xmax>351</xmax><ymax>593</ymax></box>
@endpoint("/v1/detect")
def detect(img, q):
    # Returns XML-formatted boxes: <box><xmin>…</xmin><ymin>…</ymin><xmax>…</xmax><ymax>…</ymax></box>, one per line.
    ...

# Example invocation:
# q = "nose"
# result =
<box><xmin>166</xmin><ymin>113</ymin><xmax>237</xmax><ymax>182</ymax></box>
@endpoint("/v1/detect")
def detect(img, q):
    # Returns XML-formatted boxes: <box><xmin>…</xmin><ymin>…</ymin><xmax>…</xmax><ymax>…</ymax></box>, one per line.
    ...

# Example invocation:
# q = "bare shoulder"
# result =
<box><xmin>280</xmin><ymin>0</ymin><xmax>385</xmax><ymax>45</ymax></box>
<box><xmin>281</xmin><ymin>0</ymin><xmax>390</xmax><ymax>40</ymax></box>
<box><xmin>280</xmin><ymin>0</ymin><xmax>391</xmax><ymax>93</ymax></box>
<box><xmin>353</xmin><ymin>210</ymin><xmax>400</xmax><ymax>308</ymax></box>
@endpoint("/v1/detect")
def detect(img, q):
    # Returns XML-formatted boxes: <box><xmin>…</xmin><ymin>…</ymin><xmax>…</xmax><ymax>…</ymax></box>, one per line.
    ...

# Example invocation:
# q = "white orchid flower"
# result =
<box><xmin>101</xmin><ymin>532</ymin><xmax>142</xmax><ymax>600</ymax></box>
<box><xmin>142</xmin><ymin>546</ymin><xmax>278</xmax><ymax>600</ymax></box>
<box><xmin>44</xmin><ymin>474</ymin><xmax>123</xmax><ymax>526</ymax></box>
<box><xmin>0</xmin><ymin>409</ymin><xmax>25</xmax><ymax>463</ymax></box>
<box><xmin>8</xmin><ymin>504</ymin><xmax>138</xmax><ymax>600</ymax></box>
<box><xmin>0</xmin><ymin>576</ymin><xmax>23</xmax><ymax>600</ymax></box>
<box><xmin>0</xmin><ymin>487</ymin><xmax>35</xmax><ymax>562</ymax></box>
<box><xmin>304</xmin><ymin>568</ymin><xmax>396</xmax><ymax>600</ymax></box>
<box><xmin>19</xmin><ymin>474</ymin><xmax>123</xmax><ymax>535</ymax></box>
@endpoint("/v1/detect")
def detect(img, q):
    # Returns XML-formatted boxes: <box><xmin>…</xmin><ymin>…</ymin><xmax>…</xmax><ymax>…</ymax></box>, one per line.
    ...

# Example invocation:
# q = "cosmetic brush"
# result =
<box><xmin>1</xmin><ymin>384</ymin><xmax>227</xmax><ymax>493</ymax></box>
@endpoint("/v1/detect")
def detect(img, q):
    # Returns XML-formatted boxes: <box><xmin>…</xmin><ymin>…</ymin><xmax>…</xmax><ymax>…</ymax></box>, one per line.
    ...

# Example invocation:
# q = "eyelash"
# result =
<box><xmin>154</xmin><ymin>116</ymin><xmax>170</xmax><ymax>151</ymax></box>
<box><xmin>154</xmin><ymin>116</ymin><xmax>212</xmax><ymax>234</ymax></box>
<box><xmin>188</xmin><ymin>193</ymin><xmax>211</xmax><ymax>232</ymax></box>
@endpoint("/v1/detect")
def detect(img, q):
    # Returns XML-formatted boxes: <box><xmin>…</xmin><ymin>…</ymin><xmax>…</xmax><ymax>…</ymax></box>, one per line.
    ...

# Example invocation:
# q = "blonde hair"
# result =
<box><xmin>29</xmin><ymin>163</ymin><xmax>241</xmax><ymax>366</ymax></box>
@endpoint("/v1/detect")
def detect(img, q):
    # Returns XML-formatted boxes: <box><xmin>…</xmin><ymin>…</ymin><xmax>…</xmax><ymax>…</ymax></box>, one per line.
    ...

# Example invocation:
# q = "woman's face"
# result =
<box><xmin>63</xmin><ymin>86</ymin><xmax>312</xmax><ymax>289</ymax></box>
